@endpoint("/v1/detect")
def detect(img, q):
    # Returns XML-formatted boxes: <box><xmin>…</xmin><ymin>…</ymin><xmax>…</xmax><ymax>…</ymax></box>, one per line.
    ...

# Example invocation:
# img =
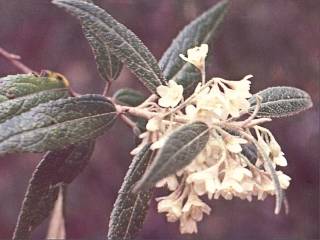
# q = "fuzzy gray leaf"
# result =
<box><xmin>53</xmin><ymin>0</ymin><xmax>165</xmax><ymax>92</ymax></box>
<box><xmin>83</xmin><ymin>27</ymin><xmax>123</xmax><ymax>81</ymax></box>
<box><xmin>0</xmin><ymin>74</ymin><xmax>69</xmax><ymax>123</ymax></box>
<box><xmin>159</xmin><ymin>0</ymin><xmax>229</xmax><ymax>97</ymax></box>
<box><xmin>0</xmin><ymin>95</ymin><xmax>116</xmax><ymax>155</ymax></box>
<box><xmin>13</xmin><ymin>142</ymin><xmax>95</xmax><ymax>240</ymax></box>
<box><xmin>113</xmin><ymin>88</ymin><xmax>146</xmax><ymax>107</ymax></box>
<box><xmin>249</xmin><ymin>86</ymin><xmax>313</xmax><ymax>118</ymax></box>
<box><xmin>134</xmin><ymin>122</ymin><xmax>210</xmax><ymax>192</ymax></box>
<box><xmin>108</xmin><ymin>144</ymin><xmax>153</xmax><ymax>240</ymax></box>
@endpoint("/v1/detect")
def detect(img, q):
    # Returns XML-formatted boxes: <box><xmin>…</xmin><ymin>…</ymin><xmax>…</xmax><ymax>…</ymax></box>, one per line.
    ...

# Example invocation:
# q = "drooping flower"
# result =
<box><xmin>157</xmin><ymin>191</ymin><xmax>184</xmax><ymax>222</ymax></box>
<box><xmin>156</xmin><ymin>80</ymin><xmax>183</xmax><ymax>108</ymax></box>
<box><xmin>146</xmin><ymin>117</ymin><xmax>161</xmax><ymax>132</ymax></box>
<box><xmin>133</xmin><ymin>45</ymin><xmax>292</xmax><ymax>235</ymax></box>
<box><xmin>156</xmin><ymin>175</ymin><xmax>179</xmax><ymax>191</ymax></box>
<box><xmin>224</xmin><ymin>135</ymin><xmax>248</xmax><ymax>153</ymax></box>
<box><xmin>179</xmin><ymin>44</ymin><xmax>208</xmax><ymax>70</ymax></box>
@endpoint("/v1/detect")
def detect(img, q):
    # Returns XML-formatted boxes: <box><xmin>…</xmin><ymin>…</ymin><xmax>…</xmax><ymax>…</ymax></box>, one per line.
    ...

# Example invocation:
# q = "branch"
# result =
<box><xmin>0</xmin><ymin>47</ymin><xmax>34</xmax><ymax>74</ymax></box>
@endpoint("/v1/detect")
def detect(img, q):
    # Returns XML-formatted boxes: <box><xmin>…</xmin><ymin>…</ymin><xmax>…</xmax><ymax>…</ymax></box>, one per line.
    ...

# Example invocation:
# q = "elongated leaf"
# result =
<box><xmin>113</xmin><ymin>88</ymin><xmax>146</xmax><ymax>107</ymax></box>
<box><xmin>134</xmin><ymin>122</ymin><xmax>210</xmax><ymax>192</ymax></box>
<box><xmin>13</xmin><ymin>142</ymin><xmax>95</xmax><ymax>240</ymax></box>
<box><xmin>249</xmin><ymin>86</ymin><xmax>313</xmax><ymax>118</ymax></box>
<box><xmin>0</xmin><ymin>94</ymin><xmax>116</xmax><ymax>155</ymax></box>
<box><xmin>53</xmin><ymin>0</ymin><xmax>166</xmax><ymax>92</ymax></box>
<box><xmin>0</xmin><ymin>73</ymin><xmax>68</xmax><ymax>102</ymax></box>
<box><xmin>0</xmin><ymin>74</ymin><xmax>69</xmax><ymax>123</ymax></box>
<box><xmin>0</xmin><ymin>89</ymin><xmax>69</xmax><ymax>124</ymax></box>
<box><xmin>108</xmin><ymin>144</ymin><xmax>153</xmax><ymax>240</ymax></box>
<box><xmin>241</xmin><ymin>143</ymin><xmax>257</xmax><ymax>164</ymax></box>
<box><xmin>83</xmin><ymin>27</ymin><xmax>123</xmax><ymax>81</ymax></box>
<box><xmin>159</xmin><ymin>0</ymin><xmax>229</xmax><ymax>97</ymax></box>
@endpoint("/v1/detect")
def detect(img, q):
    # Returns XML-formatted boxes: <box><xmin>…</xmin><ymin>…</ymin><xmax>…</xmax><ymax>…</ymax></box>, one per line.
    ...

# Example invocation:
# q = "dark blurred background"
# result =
<box><xmin>0</xmin><ymin>0</ymin><xmax>319</xmax><ymax>239</ymax></box>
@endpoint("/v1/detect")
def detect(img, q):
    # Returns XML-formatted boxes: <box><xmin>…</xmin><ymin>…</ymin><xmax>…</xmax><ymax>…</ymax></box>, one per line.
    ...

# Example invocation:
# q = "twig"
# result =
<box><xmin>119</xmin><ymin>114</ymin><xmax>137</xmax><ymax>129</ymax></box>
<box><xmin>0</xmin><ymin>47</ymin><xmax>34</xmax><ymax>73</ymax></box>
<box><xmin>240</xmin><ymin>95</ymin><xmax>262</xmax><ymax>127</ymax></box>
<box><xmin>102</xmin><ymin>82</ymin><xmax>111</xmax><ymax>96</ymax></box>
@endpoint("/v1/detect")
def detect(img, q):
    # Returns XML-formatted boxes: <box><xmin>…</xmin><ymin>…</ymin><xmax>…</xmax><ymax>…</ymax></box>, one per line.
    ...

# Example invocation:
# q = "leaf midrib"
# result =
<box><xmin>63</xmin><ymin>0</ymin><xmax>163</xmax><ymax>87</ymax></box>
<box><xmin>155</xmin><ymin>125</ymin><xmax>209</xmax><ymax>179</ymax></box>
<box><xmin>0</xmin><ymin>111</ymin><xmax>117</xmax><ymax>145</ymax></box>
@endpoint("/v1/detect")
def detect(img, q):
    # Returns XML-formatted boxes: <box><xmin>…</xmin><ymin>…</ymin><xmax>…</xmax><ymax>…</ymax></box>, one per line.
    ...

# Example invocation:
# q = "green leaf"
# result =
<box><xmin>134</xmin><ymin>121</ymin><xmax>210</xmax><ymax>192</ymax></box>
<box><xmin>113</xmin><ymin>88</ymin><xmax>146</xmax><ymax>107</ymax></box>
<box><xmin>13</xmin><ymin>142</ymin><xmax>95</xmax><ymax>240</ymax></box>
<box><xmin>159</xmin><ymin>0</ymin><xmax>229</xmax><ymax>97</ymax></box>
<box><xmin>249</xmin><ymin>86</ymin><xmax>313</xmax><ymax>118</ymax></box>
<box><xmin>53</xmin><ymin>0</ymin><xmax>166</xmax><ymax>93</ymax></box>
<box><xmin>0</xmin><ymin>73</ymin><xmax>68</xmax><ymax>102</ymax></box>
<box><xmin>0</xmin><ymin>94</ymin><xmax>116</xmax><ymax>155</ymax></box>
<box><xmin>83</xmin><ymin>27</ymin><xmax>123</xmax><ymax>82</ymax></box>
<box><xmin>0</xmin><ymin>89</ymin><xmax>69</xmax><ymax>124</ymax></box>
<box><xmin>0</xmin><ymin>74</ymin><xmax>69</xmax><ymax>123</ymax></box>
<box><xmin>108</xmin><ymin>144</ymin><xmax>153</xmax><ymax>240</ymax></box>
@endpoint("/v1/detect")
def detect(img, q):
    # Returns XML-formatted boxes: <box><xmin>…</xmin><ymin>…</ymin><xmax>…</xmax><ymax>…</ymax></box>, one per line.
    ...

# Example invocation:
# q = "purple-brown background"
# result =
<box><xmin>0</xmin><ymin>0</ymin><xmax>319</xmax><ymax>239</ymax></box>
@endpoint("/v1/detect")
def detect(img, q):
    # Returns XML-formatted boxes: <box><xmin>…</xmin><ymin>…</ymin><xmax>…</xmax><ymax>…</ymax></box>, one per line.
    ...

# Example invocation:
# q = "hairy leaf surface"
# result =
<box><xmin>0</xmin><ymin>95</ymin><xmax>116</xmax><ymax>155</ymax></box>
<box><xmin>83</xmin><ymin>27</ymin><xmax>123</xmax><ymax>81</ymax></box>
<box><xmin>135</xmin><ymin>122</ymin><xmax>210</xmax><ymax>191</ymax></box>
<box><xmin>53</xmin><ymin>0</ymin><xmax>165</xmax><ymax>92</ymax></box>
<box><xmin>159</xmin><ymin>0</ymin><xmax>229</xmax><ymax>97</ymax></box>
<box><xmin>113</xmin><ymin>88</ymin><xmax>146</xmax><ymax>107</ymax></box>
<box><xmin>0</xmin><ymin>74</ymin><xmax>69</xmax><ymax>123</ymax></box>
<box><xmin>0</xmin><ymin>74</ymin><xmax>68</xmax><ymax>102</ymax></box>
<box><xmin>249</xmin><ymin>86</ymin><xmax>313</xmax><ymax>118</ymax></box>
<box><xmin>108</xmin><ymin>144</ymin><xmax>153</xmax><ymax>240</ymax></box>
<box><xmin>13</xmin><ymin>142</ymin><xmax>95</xmax><ymax>240</ymax></box>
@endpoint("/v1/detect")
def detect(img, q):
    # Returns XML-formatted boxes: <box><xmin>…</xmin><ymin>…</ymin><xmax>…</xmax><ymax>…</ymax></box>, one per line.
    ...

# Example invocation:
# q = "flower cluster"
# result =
<box><xmin>131</xmin><ymin>44</ymin><xmax>291</xmax><ymax>234</ymax></box>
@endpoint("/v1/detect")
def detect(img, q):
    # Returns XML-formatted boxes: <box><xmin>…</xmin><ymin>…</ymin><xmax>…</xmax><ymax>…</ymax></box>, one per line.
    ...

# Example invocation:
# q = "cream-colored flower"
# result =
<box><xmin>270</xmin><ymin>138</ymin><xmax>287</xmax><ymax>166</ymax></box>
<box><xmin>224</xmin><ymin>135</ymin><xmax>247</xmax><ymax>153</ymax></box>
<box><xmin>182</xmin><ymin>190</ymin><xmax>211</xmax><ymax>221</ymax></box>
<box><xmin>187</xmin><ymin>165</ymin><xmax>221</xmax><ymax>199</ymax></box>
<box><xmin>220</xmin><ymin>75</ymin><xmax>253</xmax><ymax>99</ymax></box>
<box><xmin>157</xmin><ymin>192</ymin><xmax>183</xmax><ymax>222</ymax></box>
<box><xmin>277</xmin><ymin>171</ymin><xmax>291</xmax><ymax>189</ymax></box>
<box><xmin>157</xmin><ymin>80</ymin><xmax>183</xmax><ymax>108</ymax></box>
<box><xmin>156</xmin><ymin>175</ymin><xmax>179</xmax><ymax>191</ymax></box>
<box><xmin>218</xmin><ymin>164</ymin><xmax>253</xmax><ymax>200</ymax></box>
<box><xmin>150</xmin><ymin>136</ymin><xmax>167</xmax><ymax>150</ymax></box>
<box><xmin>179</xmin><ymin>213</ymin><xmax>198</xmax><ymax>234</ymax></box>
<box><xmin>179</xmin><ymin>44</ymin><xmax>208</xmax><ymax>70</ymax></box>
<box><xmin>146</xmin><ymin>117</ymin><xmax>161</xmax><ymax>132</ymax></box>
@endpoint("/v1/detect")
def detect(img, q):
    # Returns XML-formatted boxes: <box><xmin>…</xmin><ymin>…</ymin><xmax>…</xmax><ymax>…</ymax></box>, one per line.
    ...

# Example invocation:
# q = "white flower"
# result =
<box><xmin>218</xmin><ymin>164</ymin><xmax>253</xmax><ymax>200</ymax></box>
<box><xmin>182</xmin><ymin>190</ymin><xmax>211</xmax><ymax>221</ymax></box>
<box><xmin>187</xmin><ymin>165</ymin><xmax>221</xmax><ymax>199</ymax></box>
<box><xmin>270</xmin><ymin>138</ymin><xmax>287</xmax><ymax>166</ymax></box>
<box><xmin>225</xmin><ymin>135</ymin><xmax>247</xmax><ymax>153</ymax></box>
<box><xmin>156</xmin><ymin>80</ymin><xmax>183</xmax><ymax>108</ymax></box>
<box><xmin>277</xmin><ymin>171</ymin><xmax>291</xmax><ymax>189</ymax></box>
<box><xmin>157</xmin><ymin>192</ymin><xmax>183</xmax><ymax>222</ymax></box>
<box><xmin>220</xmin><ymin>75</ymin><xmax>253</xmax><ymax>99</ymax></box>
<box><xmin>179</xmin><ymin>213</ymin><xmax>198</xmax><ymax>234</ymax></box>
<box><xmin>179</xmin><ymin>44</ymin><xmax>208</xmax><ymax>70</ymax></box>
<box><xmin>215</xmin><ymin>76</ymin><xmax>252</xmax><ymax>117</ymax></box>
<box><xmin>150</xmin><ymin>135</ymin><xmax>168</xmax><ymax>150</ymax></box>
<box><xmin>156</xmin><ymin>175</ymin><xmax>179</xmax><ymax>191</ymax></box>
<box><xmin>146</xmin><ymin>117</ymin><xmax>161</xmax><ymax>132</ymax></box>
